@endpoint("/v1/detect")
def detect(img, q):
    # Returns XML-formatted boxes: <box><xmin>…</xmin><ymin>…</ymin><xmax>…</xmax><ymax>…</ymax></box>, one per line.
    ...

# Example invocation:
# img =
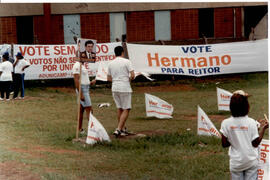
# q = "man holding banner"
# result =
<box><xmin>220</xmin><ymin>90</ymin><xmax>269</xmax><ymax>180</ymax></box>
<box><xmin>107</xmin><ymin>46</ymin><xmax>135</xmax><ymax>137</ymax></box>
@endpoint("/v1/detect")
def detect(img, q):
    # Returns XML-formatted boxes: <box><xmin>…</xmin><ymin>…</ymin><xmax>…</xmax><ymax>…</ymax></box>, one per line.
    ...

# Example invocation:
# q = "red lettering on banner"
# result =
<box><xmin>67</xmin><ymin>46</ymin><xmax>76</xmax><ymax>55</ymax></box>
<box><xmin>162</xmin><ymin>104</ymin><xmax>172</xmax><ymax>109</ymax></box>
<box><xmin>221</xmin><ymin>94</ymin><xmax>230</xmax><ymax>100</ymax></box>
<box><xmin>19</xmin><ymin>46</ymin><xmax>51</xmax><ymax>56</ymax></box>
<box><xmin>149</xmin><ymin>100</ymin><xmax>158</xmax><ymax>106</ymax></box>
<box><xmin>260</xmin><ymin>143</ymin><xmax>269</xmax><ymax>164</ymax></box>
<box><xmin>90</xmin><ymin>122</ymin><xmax>94</xmax><ymax>128</ymax></box>
<box><xmin>96</xmin><ymin>44</ymin><xmax>109</xmax><ymax>54</ymax></box>
<box><xmin>44</xmin><ymin>46</ymin><xmax>50</xmax><ymax>55</ymax></box>
<box><xmin>54</xmin><ymin>46</ymin><xmax>61</xmax><ymax>55</ymax></box>
<box><xmin>43</xmin><ymin>65</ymin><xmax>57</xmax><ymax>71</ymax></box>
<box><xmin>258</xmin><ymin>169</ymin><xmax>264</xmax><ymax>180</ymax></box>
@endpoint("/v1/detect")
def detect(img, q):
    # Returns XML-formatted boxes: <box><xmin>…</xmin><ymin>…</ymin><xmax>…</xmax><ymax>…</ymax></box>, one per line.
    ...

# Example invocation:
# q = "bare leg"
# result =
<box><xmin>85</xmin><ymin>106</ymin><xmax>92</xmax><ymax>121</ymax></box>
<box><xmin>79</xmin><ymin>104</ymin><xmax>84</xmax><ymax>130</ymax></box>
<box><xmin>117</xmin><ymin>108</ymin><xmax>123</xmax><ymax>124</ymax></box>
<box><xmin>117</xmin><ymin>109</ymin><xmax>130</xmax><ymax>130</ymax></box>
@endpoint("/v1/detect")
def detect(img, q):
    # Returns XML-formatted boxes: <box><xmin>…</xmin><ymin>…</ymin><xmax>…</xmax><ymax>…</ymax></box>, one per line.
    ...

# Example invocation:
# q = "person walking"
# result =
<box><xmin>220</xmin><ymin>90</ymin><xmax>269</xmax><ymax>180</ymax></box>
<box><xmin>0</xmin><ymin>52</ymin><xmax>13</xmax><ymax>101</ymax></box>
<box><xmin>107</xmin><ymin>46</ymin><xmax>135</xmax><ymax>137</ymax></box>
<box><xmin>13</xmin><ymin>52</ymin><xmax>30</xmax><ymax>99</ymax></box>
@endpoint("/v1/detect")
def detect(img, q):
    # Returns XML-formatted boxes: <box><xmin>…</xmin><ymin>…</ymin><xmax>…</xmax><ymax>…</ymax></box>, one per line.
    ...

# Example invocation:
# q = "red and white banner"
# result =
<box><xmin>145</xmin><ymin>93</ymin><xmax>173</xmax><ymax>119</ymax></box>
<box><xmin>86</xmin><ymin>113</ymin><xmax>111</xmax><ymax>145</ymax></box>
<box><xmin>217</xmin><ymin>87</ymin><xmax>232</xmax><ymax>111</ymax></box>
<box><xmin>127</xmin><ymin>39</ymin><xmax>268</xmax><ymax>76</ymax></box>
<box><xmin>197</xmin><ymin>106</ymin><xmax>221</xmax><ymax>138</ymax></box>
<box><xmin>258</xmin><ymin>139</ymin><xmax>269</xmax><ymax>180</ymax></box>
<box><xmin>13</xmin><ymin>42</ymin><xmax>121</xmax><ymax>80</ymax></box>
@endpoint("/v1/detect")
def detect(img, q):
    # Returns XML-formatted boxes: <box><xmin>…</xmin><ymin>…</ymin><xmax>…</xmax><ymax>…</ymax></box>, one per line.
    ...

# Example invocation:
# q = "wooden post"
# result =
<box><xmin>76</xmin><ymin>61</ymin><xmax>82</xmax><ymax>139</ymax></box>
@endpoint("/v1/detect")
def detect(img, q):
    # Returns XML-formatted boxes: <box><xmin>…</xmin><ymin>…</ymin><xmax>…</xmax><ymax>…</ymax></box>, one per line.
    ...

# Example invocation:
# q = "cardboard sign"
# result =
<box><xmin>258</xmin><ymin>139</ymin><xmax>269</xmax><ymax>180</ymax></box>
<box><xmin>197</xmin><ymin>106</ymin><xmax>221</xmax><ymax>138</ymax></box>
<box><xmin>217</xmin><ymin>87</ymin><xmax>232</xmax><ymax>111</ymax></box>
<box><xmin>86</xmin><ymin>113</ymin><xmax>111</xmax><ymax>145</ymax></box>
<box><xmin>145</xmin><ymin>93</ymin><xmax>173</xmax><ymax>119</ymax></box>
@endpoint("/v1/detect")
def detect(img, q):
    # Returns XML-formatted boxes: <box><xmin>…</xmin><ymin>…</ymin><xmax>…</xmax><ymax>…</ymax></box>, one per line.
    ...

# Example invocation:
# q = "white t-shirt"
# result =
<box><xmin>107</xmin><ymin>57</ymin><xmax>134</xmax><ymax>93</ymax></box>
<box><xmin>0</xmin><ymin>61</ymin><xmax>13</xmax><ymax>81</ymax></box>
<box><xmin>14</xmin><ymin>59</ymin><xmax>30</xmax><ymax>74</ymax></box>
<box><xmin>220</xmin><ymin>116</ymin><xmax>259</xmax><ymax>172</ymax></box>
<box><xmin>72</xmin><ymin>62</ymin><xmax>90</xmax><ymax>85</ymax></box>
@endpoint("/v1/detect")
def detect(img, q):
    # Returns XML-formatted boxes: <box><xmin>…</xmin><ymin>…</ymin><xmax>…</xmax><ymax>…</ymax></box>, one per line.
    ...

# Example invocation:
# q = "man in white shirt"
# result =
<box><xmin>0</xmin><ymin>52</ymin><xmax>13</xmax><ymax>101</ymax></box>
<box><xmin>72</xmin><ymin>60</ymin><xmax>96</xmax><ymax>134</ymax></box>
<box><xmin>220</xmin><ymin>90</ymin><xmax>269</xmax><ymax>180</ymax></box>
<box><xmin>107</xmin><ymin>46</ymin><xmax>135</xmax><ymax>137</ymax></box>
<box><xmin>80</xmin><ymin>40</ymin><xmax>96</xmax><ymax>60</ymax></box>
<box><xmin>13</xmin><ymin>52</ymin><xmax>30</xmax><ymax>99</ymax></box>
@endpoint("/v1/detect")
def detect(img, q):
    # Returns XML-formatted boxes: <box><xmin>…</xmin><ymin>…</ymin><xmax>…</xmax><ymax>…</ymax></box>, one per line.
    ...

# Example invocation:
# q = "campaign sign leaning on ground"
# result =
<box><xmin>197</xmin><ymin>106</ymin><xmax>221</xmax><ymax>138</ymax></box>
<box><xmin>145</xmin><ymin>93</ymin><xmax>173</xmax><ymax>119</ymax></box>
<box><xmin>127</xmin><ymin>39</ymin><xmax>268</xmax><ymax>77</ymax></box>
<box><xmin>86</xmin><ymin>113</ymin><xmax>111</xmax><ymax>145</ymax></box>
<box><xmin>13</xmin><ymin>42</ymin><xmax>121</xmax><ymax>80</ymax></box>
<box><xmin>217</xmin><ymin>87</ymin><xmax>232</xmax><ymax>111</ymax></box>
<box><xmin>258</xmin><ymin>139</ymin><xmax>269</xmax><ymax>180</ymax></box>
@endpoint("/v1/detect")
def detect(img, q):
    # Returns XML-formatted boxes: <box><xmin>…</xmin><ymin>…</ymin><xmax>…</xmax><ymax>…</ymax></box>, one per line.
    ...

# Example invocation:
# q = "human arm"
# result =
<box><xmin>252</xmin><ymin>119</ymin><xmax>269</xmax><ymax>147</ymax></box>
<box><xmin>221</xmin><ymin>133</ymin><xmax>231</xmax><ymax>148</ymax></box>
<box><xmin>22</xmin><ymin>65</ymin><xmax>30</xmax><ymax>71</ymax></box>
<box><xmin>107</xmin><ymin>75</ymin><xmax>112</xmax><ymax>82</ymax></box>
<box><xmin>13</xmin><ymin>59</ymin><xmax>19</xmax><ymax>67</ymax></box>
<box><xmin>129</xmin><ymin>70</ymin><xmax>135</xmax><ymax>81</ymax></box>
<box><xmin>73</xmin><ymin>74</ymin><xmax>84</xmax><ymax>101</ymax></box>
<box><xmin>90</xmin><ymin>79</ymin><xmax>96</xmax><ymax>85</ymax></box>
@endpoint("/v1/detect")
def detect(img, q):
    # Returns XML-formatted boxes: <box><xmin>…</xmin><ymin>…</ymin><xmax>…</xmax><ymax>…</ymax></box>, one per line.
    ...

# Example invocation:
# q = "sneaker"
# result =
<box><xmin>0</xmin><ymin>98</ymin><xmax>4</xmax><ymax>101</ymax></box>
<box><xmin>10</xmin><ymin>91</ymin><xmax>14</xmax><ymax>95</ymax></box>
<box><xmin>19</xmin><ymin>97</ymin><xmax>24</xmax><ymax>100</ymax></box>
<box><xmin>13</xmin><ymin>97</ymin><xmax>19</xmax><ymax>100</ymax></box>
<box><xmin>6</xmin><ymin>99</ymin><xmax>10</xmax><ymax>101</ymax></box>
<box><xmin>120</xmin><ymin>130</ymin><xmax>128</xmax><ymax>136</ymax></box>
<box><xmin>113</xmin><ymin>129</ymin><xmax>121</xmax><ymax>137</ymax></box>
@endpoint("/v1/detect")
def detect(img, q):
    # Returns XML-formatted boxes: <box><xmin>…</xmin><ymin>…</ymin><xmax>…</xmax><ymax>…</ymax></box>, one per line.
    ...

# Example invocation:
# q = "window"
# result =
<box><xmin>199</xmin><ymin>8</ymin><xmax>214</xmax><ymax>38</ymax></box>
<box><xmin>16</xmin><ymin>16</ymin><xmax>34</xmax><ymax>44</ymax></box>
<box><xmin>154</xmin><ymin>11</ymin><xmax>171</xmax><ymax>41</ymax></box>
<box><xmin>63</xmin><ymin>14</ymin><xmax>81</xmax><ymax>44</ymax></box>
<box><xmin>109</xmin><ymin>13</ymin><xmax>126</xmax><ymax>42</ymax></box>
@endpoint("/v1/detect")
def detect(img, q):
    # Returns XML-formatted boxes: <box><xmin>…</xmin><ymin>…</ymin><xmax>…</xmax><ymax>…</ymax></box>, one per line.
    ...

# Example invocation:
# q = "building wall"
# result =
<box><xmin>34</xmin><ymin>15</ymin><xmax>64</xmax><ymax>44</ymax></box>
<box><xmin>171</xmin><ymin>9</ymin><xmax>199</xmax><ymax>40</ymax></box>
<box><xmin>126</xmin><ymin>11</ymin><xmax>155</xmax><ymax>42</ymax></box>
<box><xmin>80</xmin><ymin>13</ymin><xmax>110</xmax><ymax>43</ymax></box>
<box><xmin>214</xmin><ymin>8</ymin><xmax>234</xmax><ymax>38</ymax></box>
<box><xmin>0</xmin><ymin>17</ymin><xmax>17</xmax><ymax>44</ymax></box>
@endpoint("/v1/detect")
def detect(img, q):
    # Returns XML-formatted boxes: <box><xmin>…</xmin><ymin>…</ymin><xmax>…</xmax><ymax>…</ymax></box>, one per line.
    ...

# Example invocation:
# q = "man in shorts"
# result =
<box><xmin>72</xmin><ymin>60</ymin><xmax>96</xmax><ymax>134</ymax></box>
<box><xmin>107</xmin><ymin>46</ymin><xmax>135</xmax><ymax>137</ymax></box>
<box><xmin>220</xmin><ymin>90</ymin><xmax>269</xmax><ymax>180</ymax></box>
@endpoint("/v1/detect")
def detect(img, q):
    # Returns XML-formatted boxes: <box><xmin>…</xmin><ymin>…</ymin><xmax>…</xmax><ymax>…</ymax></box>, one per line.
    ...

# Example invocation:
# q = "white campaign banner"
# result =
<box><xmin>86</xmin><ymin>113</ymin><xmax>111</xmax><ymax>145</ymax></box>
<box><xmin>145</xmin><ymin>93</ymin><xmax>173</xmax><ymax>119</ymax></box>
<box><xmin>258</xmin><ymin>139</ymin><xmax>269</xmax><ymax>180</ymax></box>
<box><xmin>13</xmin><ymin>42</ymin><xmax>121</xmax><ymax>80</ymax></box>
<box><xmin>127</xmin><ymin>39</ymin><xmax>268</xmax><ymax>76</ymax></box>
<box><xmin>217</xmin><ymin>87</ymin><xmax>232</xmax><ymax>111</ymax></box>
<box><xmin>0</xmin><ymin>44</ymin><xmax>11</xmax><ymax>62</ymax></box>
<box><xmin>197</xmin><ymin>106</ymin><xmax>221</xmax><ymax>138</ymax></box>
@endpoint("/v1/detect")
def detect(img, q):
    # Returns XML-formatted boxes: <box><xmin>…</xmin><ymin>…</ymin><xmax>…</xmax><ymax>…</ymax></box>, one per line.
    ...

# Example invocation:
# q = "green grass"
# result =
<box><xmin>0</xmin><ymin>72</ymin><xmax>268</xmax><ymax>179</ymax></box>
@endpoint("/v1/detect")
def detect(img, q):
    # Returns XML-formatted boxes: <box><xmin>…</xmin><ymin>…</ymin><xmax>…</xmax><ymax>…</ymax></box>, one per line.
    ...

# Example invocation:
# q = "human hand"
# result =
<box><xmin>259</xmin><ymin>119</ymin><xmax>269</xmax><ymax>130</ymax></box>
<box><xmin>80</xmin><ymin>94</ymin><xmax>85</xmax><ymax>101</ymax></box>
<box><xmin>90</xmin><ymin>79</ymin><xmax>96</xmax><ymax>85</ymax></box>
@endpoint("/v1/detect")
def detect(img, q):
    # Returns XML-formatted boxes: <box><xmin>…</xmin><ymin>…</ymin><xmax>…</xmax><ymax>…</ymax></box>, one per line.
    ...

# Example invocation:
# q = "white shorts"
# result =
<box><xmin>112</xmin><ymin>92</ymin><xmax>132</xmax><ymax>110</ymax></box>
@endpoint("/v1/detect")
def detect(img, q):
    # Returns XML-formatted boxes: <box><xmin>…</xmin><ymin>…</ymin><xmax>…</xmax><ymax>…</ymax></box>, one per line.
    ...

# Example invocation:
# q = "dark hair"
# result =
<box><xmin>230</xmin><ymin>94</ymin><xmax>250</xmax><ymax>117</ymax></box>
<box><xmin>114</xmin><ymin>46</ymin><xmax>124</xmax><ymax>56</ymax></box>
<box><xmin>85</xmin><ymin>40</ymin><xmax>94</xmax><ymax>47</ymax></box>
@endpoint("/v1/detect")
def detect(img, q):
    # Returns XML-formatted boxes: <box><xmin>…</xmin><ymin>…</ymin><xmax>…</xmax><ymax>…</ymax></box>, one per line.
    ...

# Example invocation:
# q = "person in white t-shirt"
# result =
<box><xmin>107</xmin><ymin>46</ymin><xmax>135</xmax><ymax>137</ymax></box>
<box><xmin>220</xmin><ymin>90</ymin><xmax>269</xmax><ymax>180</ymax></box>
<box><xmin>72</xmin><ymin>60</ymin><xmax>96</xmax><ymax>134</ymax></box>
<box><xmin>13</xmin><ymin>52</ymin><xmax>30</xmax><ymax>100</ymax></box>
<box><xmin>0</xmin><ymin>52</ymin><xmax>13</xmax><ymax>101</ymax></box>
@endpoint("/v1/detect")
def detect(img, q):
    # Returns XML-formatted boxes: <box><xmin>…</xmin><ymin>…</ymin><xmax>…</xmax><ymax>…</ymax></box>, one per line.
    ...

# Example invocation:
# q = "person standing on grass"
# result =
<box><xmin>0</xmin><ymin>52</ymin><xmax>13</xmax><ymax>101</ymax></box>
<box><xmin>107</xmin><ymin>46</ymin><xmax>135</xmax><ymax>137</ymax></box>
<box><xmin>220</xmin><ymin>90</ymin><xmax>269</xmax><ymax>180</ymax></box>
<box><xmin>72</xmin><ymin>60</ymin><xmax>96</xmax><ymax>134</ymax></box>
<box><xmin>13</xmin><ymin>52</ymin><xmax>30</xmax><ymax>100</ymax></box>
